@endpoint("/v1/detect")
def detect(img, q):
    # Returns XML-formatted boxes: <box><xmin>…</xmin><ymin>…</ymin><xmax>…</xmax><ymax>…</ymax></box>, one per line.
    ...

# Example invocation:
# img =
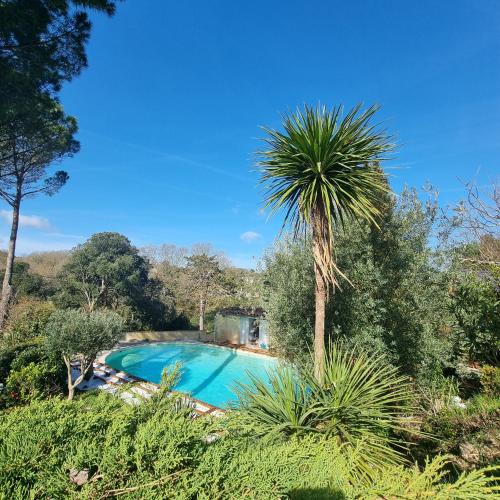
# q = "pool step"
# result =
<box><xmin>131</xmin><ymin>385</ymin><xmax>162</xmax><ymax>399</ymax></box>
<box><xmin>137</xmin><ymin>382</ymin><xmax>159</xmax><ymax>394</ymax></box>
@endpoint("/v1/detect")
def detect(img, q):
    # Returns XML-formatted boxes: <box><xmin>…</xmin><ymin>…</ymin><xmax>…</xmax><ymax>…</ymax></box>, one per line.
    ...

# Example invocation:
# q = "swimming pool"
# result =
<box><xmin>105</xmin><ymin>342</ymin><xmax>279</xmax><ymax>408</ymax></box>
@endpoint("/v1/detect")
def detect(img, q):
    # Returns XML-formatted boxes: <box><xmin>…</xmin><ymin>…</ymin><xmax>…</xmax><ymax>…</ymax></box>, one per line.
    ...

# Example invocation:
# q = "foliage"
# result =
<box><xmin>56</xmin><ymin>232</ymin><xmax>175</xmax><ymax>329</ymax></box>
<box><xmin>158</xmin><ymin>362</ymin><xmax>183</xmax><ymax>395</ymax></box>
<box><xmin>261</xmin><ymin>236</ymin><xmax>315</xmax><ymax>361</ymax></box>
<box><xmin>5</xmin><ymin>361</ymin><xmax>63</xmax><ymax>405</ymax></box>
<box><xmin>0</xmin><ymin>0</ymin><xmax>117</xmax><ymax>123</ymax></box>
<box><xmin>44</xmin><ymin>309</ymin><xmax>124</xmax><ymax>399</ymax></box>
<box><xmin>402</xmin><ymin>390</ymin><xmax>500</xmax><ymax>472</ymax></box>
<box><xmin>263</xmin><ymin>189</ymin><xmax>454</xmax><ymax>382</ymax></box>
<box><xmin>2</xmin><ymin>298</ymin><xmax>55</xmax><ymax>346</ymax></box>
<box><xmin>0</xmin><ymin>261</ymin><xmax>49</xmax><ymax>300</ymax></box>
<box><xmin>360</xmin><ymin>187</ymin><xmax>453</xmax><ymax>381</ymax></box>
<box><xmin>0</xmin><ymin>391</ymin><xmax>498</xmax><ymax>498</ymax></box>
<box><xmin>0</xmin><ymin>341</ymin><xmax>39</xmax><ymax>383</ymax></box>
<box><xmin>45</xmin><ymin>309</ymin><xmax>123</xmax><ymax>362</ymax></box>
<box><xmin>185</xmin><ymin>253</ymin><xmax>234</xmax><ymax>330</ymax></box>
<box><xmin>235</xmin><ymin>344</ymin><xmax>414</xmax><ymax>472</ymax></box>
<box><xmin>257</xmin><ymin>103</ymin><xmax>393</xmax><ymax>288</ymax></box>
<box><xmin>0</xmin><ymin>343</ymin><xmax>65</xmax><ymax>408</ymax></box>
<box><xmin>359</xmin><ymin>454</ymin><xmax>499</xmax><ymax>499</ymax></box>
<box><xmin>257</xmin><ymin>103</ymin><xmax>393</xmax><ymax>378</ymax></box>
<box><xmin>19</xmin><ymin>250</ymin><xmax>70</xmax><ymax>279</ymax></box>
<box><xmin>448</xmin><ymin>270</ymin><xmax>500</xmax><ymax>365</ymax></box>
<box><xmin>481</xmin><ymin>365</ymin><xmax>500</xmax><ymax>397</ymax></box>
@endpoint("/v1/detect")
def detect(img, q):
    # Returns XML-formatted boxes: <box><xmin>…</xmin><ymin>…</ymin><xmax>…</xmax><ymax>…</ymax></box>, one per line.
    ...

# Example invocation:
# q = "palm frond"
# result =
<box><xmin>257</xmin><ymin>103</ymin><xmax>394</xmax><ymax>287</ymax></box>
<box><xmin>233</xmin><ymin>343</ymin><xmax>414</xmax><ymax>474</ymax></box>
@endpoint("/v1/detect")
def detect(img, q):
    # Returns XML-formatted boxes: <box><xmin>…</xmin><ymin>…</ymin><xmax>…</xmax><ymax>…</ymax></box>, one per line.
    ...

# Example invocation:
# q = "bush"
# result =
<box><xmin>0</xmin><ymin>343</ymin><xmax>65</xmax><ymax>408</ymax></box>
<box><xmin>262</xmin><ymin>189</ymin><xmax>454</xmax><ymax>382</ymax></box>
<box><xmin>449</xmin><ymin>271</ymin><xmax>500</xmax><ymax>365</ymax></box>
<box><xmin>261</xmin><ymin>235</ymin><xmax>315</xmax><ymax>361</ymax></box>
<box><xmin>0</xmin><ymin>391</ymin><xmax>498</xmax><ymax>498</ymax></box>
<box><xmin>481</xmin><ymin>365</ymin><xmax>500</xmax><ymax>397</ymax></box>
<box><xmin>2</xmin><ymin>299</ymin><xmax>55</xmax><ymax>346</ymax></box>
<box><xmin>0</xmin><ymin>340</ymin><xmax>42</xmax><ymax>383</ymax></box>
<box><xmin>403</xmin><ymin>390</ymin><xmax>500</xmax><ymax>472</ymax></box>
<box><xmin>5</xmin><ymin>361</ymin><xmax>63</xmax><ymax>404</ymax></box>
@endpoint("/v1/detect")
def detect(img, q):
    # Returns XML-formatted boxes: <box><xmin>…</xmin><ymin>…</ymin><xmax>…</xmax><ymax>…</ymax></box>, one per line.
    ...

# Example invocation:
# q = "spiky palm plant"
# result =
<box><xmin>234</xmin><ymin>343</ymin><xmax>414</xmax><ymax>473</ymax></box>
<box><xmin>257</xmin><ymin>104</ymin><xmax>394</xmax><ymax>379</ymax></box>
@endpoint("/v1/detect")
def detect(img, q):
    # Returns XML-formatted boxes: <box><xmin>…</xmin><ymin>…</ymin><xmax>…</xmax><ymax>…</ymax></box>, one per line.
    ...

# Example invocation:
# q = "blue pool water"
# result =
<box><xmin>105</xmin><ymin>342</ymin><xmax>279</xmax><ymax>408</ymax></box>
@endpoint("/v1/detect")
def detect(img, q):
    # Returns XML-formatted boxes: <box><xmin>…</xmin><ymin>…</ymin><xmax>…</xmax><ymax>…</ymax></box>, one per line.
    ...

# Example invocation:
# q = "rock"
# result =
<box><xmin>451</xmin><ymin>395</ymin><xmax>467</xmax><ymax>409</ymax></box>
<box><xmin>459</xmin><ymin>443</ymin><xmax>480</xmax><ymax>465</ymax></box>
<box><xmin>204</xmin><ymin>433</ymin><xmax>221</xmax><ymax>444</ymax></box>
<box><xmin>69</xmin><ymin>468</ymin><xmax>90</xmax><ymax>486</ymax></box>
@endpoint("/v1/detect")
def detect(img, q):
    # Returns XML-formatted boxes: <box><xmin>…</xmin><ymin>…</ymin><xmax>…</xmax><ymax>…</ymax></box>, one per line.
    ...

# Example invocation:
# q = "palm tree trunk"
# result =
<box><xmin>312</xmin><ymin>204</ymin><xmax>331</xmax><ymax>382</ymax></box>
<box><xmin>0</xmin><ymin>190</ymin><xmax>21</xmax><ymax>330</ymax></box>
<box><xmin>313</xmin><ymin>259</ymin><xmax>326</xmax><ymax>381</ymax></box>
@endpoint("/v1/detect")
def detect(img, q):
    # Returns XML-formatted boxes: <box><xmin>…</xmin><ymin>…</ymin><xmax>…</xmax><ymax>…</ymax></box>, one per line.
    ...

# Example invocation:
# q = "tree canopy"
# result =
<box><xmin>56</xmin><ymin>232</ymin><xmax>175</xmax><ymax>329</ymax></box>
<box><xmin>44</xmin><ymin>309</ymin><xmax>123</xmax><ymax>399</ymax></box>
<box><xmin>0</xmin><ymin>0</ymin><xmax>117</xmax><ymax>123</ymax></box>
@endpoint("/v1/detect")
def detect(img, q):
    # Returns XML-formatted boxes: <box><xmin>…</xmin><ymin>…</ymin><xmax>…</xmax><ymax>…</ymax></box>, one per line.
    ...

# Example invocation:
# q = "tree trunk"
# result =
<box><xmin>313</xmin><ymin>259</ymin><xmax>326</xmax><ymax>382</ymax></box>
<box><xmin>199</xmin><ymin>297</ymin><xmax>205</xmax><ymax>331</ymax></box>
<box><xmin>84</xmin><ymin>362</ymin><xmax>94</xmax><ymax>381</ymax></box>
<box><xmin>312</xmin><ymin>204</ymin><xmax>331</xmax><ymax>383</ymax></box>
<box><xmin>64</xmin><ymin>355</ymin><xmax>89</xmax><ymax>401</ymax></box>
<box><xmin>0</xmin><ymin>191</ymin><xmax>21</xmax><ymax>330</ymax></box>
<box><xmin>65</xmin><ymin>357</ymin><xmax>75</xmax><ymax>401</ymax></box>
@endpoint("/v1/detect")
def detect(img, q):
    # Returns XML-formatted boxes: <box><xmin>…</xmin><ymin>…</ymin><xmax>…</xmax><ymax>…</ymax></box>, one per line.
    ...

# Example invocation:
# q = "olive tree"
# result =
<box><xmin>45</xmin><ymin>309</ymin><xmax>123</xmax><ymax>400</ymax></box>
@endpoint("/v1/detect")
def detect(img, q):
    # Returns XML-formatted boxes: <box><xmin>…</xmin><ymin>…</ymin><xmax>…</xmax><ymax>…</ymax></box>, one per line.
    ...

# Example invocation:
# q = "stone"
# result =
<box><xmin>69</xmin><ymin>468</ymin><xmax>90</xmax><ymax>486</ymax></box>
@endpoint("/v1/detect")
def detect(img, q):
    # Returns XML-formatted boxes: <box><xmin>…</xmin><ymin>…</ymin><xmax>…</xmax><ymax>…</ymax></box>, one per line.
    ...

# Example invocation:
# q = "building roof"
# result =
<box><xmin>217</xmin><ymin>307</ymin><xmax>266</xmax><ymax>318</ymax></box>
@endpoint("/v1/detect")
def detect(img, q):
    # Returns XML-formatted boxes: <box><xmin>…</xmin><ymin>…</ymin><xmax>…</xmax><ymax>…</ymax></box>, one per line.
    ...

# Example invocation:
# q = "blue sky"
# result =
<box><xmin>1</xmin><ymin>0</ymin><xmax>499</xmax><ymax>268</ymax></box>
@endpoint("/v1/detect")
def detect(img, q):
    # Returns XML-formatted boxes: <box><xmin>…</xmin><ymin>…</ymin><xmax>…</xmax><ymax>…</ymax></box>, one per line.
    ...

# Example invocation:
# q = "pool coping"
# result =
<box><xmin>96</xmin><ymin>339</ymin><xmax>277</xmax><ymax>414</ymax></box>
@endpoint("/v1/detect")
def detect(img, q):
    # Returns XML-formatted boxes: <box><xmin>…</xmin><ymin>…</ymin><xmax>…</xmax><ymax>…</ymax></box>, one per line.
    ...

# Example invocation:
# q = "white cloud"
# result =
<box><xmin>240</xmin><ymin>231</ymin><xmax>262</xmax><ymax>243</ymax></box>
<box><xmin>0</xmin><ymin>210</ymin><xmax>51</xmax><ymax>230</ymax></box>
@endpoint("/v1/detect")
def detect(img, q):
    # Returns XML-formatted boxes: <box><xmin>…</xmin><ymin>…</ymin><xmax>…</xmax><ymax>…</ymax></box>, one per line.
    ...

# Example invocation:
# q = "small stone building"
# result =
<box><xmin>214</xmin><ymin>307</ymin><xmax>269</xmax><ymax>349</ymax></box>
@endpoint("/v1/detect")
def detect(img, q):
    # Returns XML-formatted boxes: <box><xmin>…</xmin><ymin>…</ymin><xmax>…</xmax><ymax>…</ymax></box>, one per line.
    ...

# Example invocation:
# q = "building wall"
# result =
<box><xmin>259</xmin><ymin>320</ymin><xmax>269</xmax><ymax>348</ymax></box>
<box><xmin>123</xmin><ymin>330</ymin><xmax>203</xmax><ymax>342</ymax></box>
<box><xmin>214</xmin><ymin>314</ymin><xmax>241</xmax><ymax>344</ymax></box>
<box><xmin>214</xmin><ymin>314</ymin><xmax>270</xmax><ymax>349</ymax></box>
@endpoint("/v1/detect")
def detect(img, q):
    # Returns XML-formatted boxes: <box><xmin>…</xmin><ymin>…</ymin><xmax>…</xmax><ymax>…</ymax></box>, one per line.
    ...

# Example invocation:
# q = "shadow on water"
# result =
<box><xmin>189</xmin><ymin>350</ymin><xmax>237</xmax><ymax>397</ymax></box>
<box><xmin>287</xmin><ymin>487</ymin><xmax>346</xmax><ymax>499</ymax></box>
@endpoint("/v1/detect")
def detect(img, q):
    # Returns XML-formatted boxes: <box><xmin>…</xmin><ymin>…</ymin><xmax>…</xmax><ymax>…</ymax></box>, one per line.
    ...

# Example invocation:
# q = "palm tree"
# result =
<box><xmin>257</xmin><ymin>104</ymin><xmax>394</xmax><ymax>380</ymax></box>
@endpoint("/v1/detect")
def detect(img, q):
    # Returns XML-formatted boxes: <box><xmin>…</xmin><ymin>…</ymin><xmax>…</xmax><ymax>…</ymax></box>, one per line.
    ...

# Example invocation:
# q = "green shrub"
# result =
<box><xmin>449</xmin><ymin>272</ymin><xmax>500</xmax><ymax>365</ymax></box>
<box><xmin>481</xmin><ymin>365</ymin><xmax>500</xmax><ymax>397</ymax></box>
<box><xmin>5</xmin><ymin>361</ymin><xmax>63</xmax><ymax>404</ymax></box>
<box><xmin>403</xmin><ymin>391</ymin><xmax>500</xmax><ymax>472</ymax></box>
<box><xmin>0</xmin><ymin>344</ymin><xmax>65</xmax><ymax>408</ymax></box>
<box><xmin>0</xmin><ymin>391</ymin><xmax>498</xmax><ymax>499</ymax></box>
<box><xmin>0</xmin><ymin>340</ymin><xmax>42</xmax><ymax>383</ymax></box>
<box><xmin>2</xmin><ymin>299</ymin><xmax>55</xmax><ymax>347</ymax></box>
